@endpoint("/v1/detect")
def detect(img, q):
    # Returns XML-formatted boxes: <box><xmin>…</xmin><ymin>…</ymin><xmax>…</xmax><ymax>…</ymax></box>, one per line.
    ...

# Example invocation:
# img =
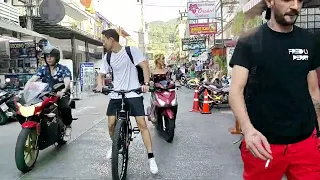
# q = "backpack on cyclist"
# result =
<box><xmin>106</xmin><ymin>46</ymin><xmax>144</xmax><ymax>84</ymax></box>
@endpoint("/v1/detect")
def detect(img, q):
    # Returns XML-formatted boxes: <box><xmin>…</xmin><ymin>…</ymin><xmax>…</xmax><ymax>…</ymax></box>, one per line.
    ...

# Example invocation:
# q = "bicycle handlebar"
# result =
<box><xmin>93</xmin><ymin>87</ymin><xmax>142</xmax><ymax>95</ymax></box>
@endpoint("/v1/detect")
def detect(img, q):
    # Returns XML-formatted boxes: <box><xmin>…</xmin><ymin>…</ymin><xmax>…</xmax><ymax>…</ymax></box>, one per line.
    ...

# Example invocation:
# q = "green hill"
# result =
<box><xmin>147</xmin><ymin>18</ymin><xmax>180</xmax><ymax>56</ymax></box>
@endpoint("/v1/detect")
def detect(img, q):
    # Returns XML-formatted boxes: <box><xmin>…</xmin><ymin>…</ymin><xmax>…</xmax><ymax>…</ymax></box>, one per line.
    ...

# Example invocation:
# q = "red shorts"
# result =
<box><xmin>241</xmin><ymin>131</ymin><xmax>320</xmax><ymax>180</ymax></box>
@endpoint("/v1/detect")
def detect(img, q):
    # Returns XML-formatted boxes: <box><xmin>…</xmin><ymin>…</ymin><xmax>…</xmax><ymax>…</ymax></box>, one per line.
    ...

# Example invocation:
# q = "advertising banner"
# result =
<box><xmin>189</xmin><ymin>23</ymin><xmax>217</xmax><ymax>35</ymax></box>
<box><xmin>187</xmin><ymin>1</ymin><xmax>216</xmax><ymax>20</ymax></box>
<box><xmin>79</xmin><ymin>62</ymin><xmax>94</xmax><ymax>90</ymax></box>
<box><xmin>181</xmin><ymin>37</ymin><xmax>206</xmax><ymax>51</ymax></box>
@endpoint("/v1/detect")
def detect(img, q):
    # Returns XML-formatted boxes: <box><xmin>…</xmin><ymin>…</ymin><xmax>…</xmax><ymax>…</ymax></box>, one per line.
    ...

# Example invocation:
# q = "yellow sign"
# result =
<box><xmin>189</xmin><ymin>23</ymin><xmax>217</xmax><ymax>35</ymax></box>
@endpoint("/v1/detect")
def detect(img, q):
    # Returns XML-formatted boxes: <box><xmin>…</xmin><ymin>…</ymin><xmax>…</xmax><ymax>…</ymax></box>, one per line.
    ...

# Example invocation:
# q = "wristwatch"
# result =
<box><xmin>144</xmin><ymin>82</ymin><xmax>150</xmax><ymax>86</ymax></box>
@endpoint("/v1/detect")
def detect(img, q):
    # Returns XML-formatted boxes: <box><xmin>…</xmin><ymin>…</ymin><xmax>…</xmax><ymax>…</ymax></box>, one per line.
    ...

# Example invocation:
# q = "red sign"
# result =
<box><xmin>80</xmin><ymin>0</ymin><xmax>92</xmax><ymax>8</ymax></box>
<box><xmin>189</xmin><ymin>23</ymin><xmax>217</xmax><ymax>35</ymax></box>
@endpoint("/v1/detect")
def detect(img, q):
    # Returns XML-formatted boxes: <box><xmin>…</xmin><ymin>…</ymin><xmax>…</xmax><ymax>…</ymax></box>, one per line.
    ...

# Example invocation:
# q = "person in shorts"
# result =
<box><xmin>95</xmin><ymin>29</ymin><xmax>158</xmax><ymax>174</ymax></box>
<box><xmin>229</xmin><ymin>0</ymin><xmax>320</xmax><ymax>179</ymax></box>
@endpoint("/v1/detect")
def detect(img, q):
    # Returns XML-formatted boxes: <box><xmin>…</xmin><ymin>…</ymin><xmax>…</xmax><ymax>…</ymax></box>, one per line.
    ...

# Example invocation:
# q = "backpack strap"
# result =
<box><xmin>125</xmin><ymin>46</ymin><xmax>134</xmax><ymax>65</ymax></box>
<box><xmin>106</xmin><ymin>52</ymin><xmax>113</xmax><ymax>80</ymax></box>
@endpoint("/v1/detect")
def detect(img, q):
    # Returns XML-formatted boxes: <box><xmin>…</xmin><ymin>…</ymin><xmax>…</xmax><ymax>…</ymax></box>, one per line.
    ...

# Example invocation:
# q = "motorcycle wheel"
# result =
<box><xmin>164</xmin><ymin>118</ymin><xmax>175</xmax><ymax>143</ymax></box>
<box><xmin>180</xmin><ymin>77</ymin><xmax>186</xmax><ymax>86</ymax></box>
<box><xmin>15</xmin><ymin>128</ymin><xmax>39</xmax><ymax>173</ymax></box>
<box><xmin>0</xmin><ymin>111</ymin><xmax>8</xmax><ymax>125</ymax></box>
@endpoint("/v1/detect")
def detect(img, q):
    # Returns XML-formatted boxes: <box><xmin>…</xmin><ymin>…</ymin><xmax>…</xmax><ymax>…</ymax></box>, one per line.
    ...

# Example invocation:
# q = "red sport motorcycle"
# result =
<box><xmin>147</xmin><ymin>80</ymin><xmax>179</xmax><ymax>142</ymax></box>
<box><xmin>14</xmin><ymin>82</ymin><xmax>73</xmax><ymax>173</ymax></box>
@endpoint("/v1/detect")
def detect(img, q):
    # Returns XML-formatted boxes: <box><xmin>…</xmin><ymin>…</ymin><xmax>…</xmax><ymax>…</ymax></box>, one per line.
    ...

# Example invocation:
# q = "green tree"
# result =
<box><xmin>214</xmin><ymin>56</ymin><xmax>228</xmax><ymax>75</ymax></box>
<box><xmin>231</xmin><ymin>12</ymin><xmax>261</xmax><ymax>37</ymax></box>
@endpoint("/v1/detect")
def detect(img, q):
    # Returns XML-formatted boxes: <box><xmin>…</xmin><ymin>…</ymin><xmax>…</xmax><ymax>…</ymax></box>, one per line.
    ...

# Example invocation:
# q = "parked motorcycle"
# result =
<box><xmin>198</xmin><ymin>78</ymin><xmax>230</xmax><ymax>110</ymax></box>
<box><xmin>0</xmin><ymin>84</ymin><xmax>19</xmax><ymax>125</ymax></box>
<box><xmin>147</xmin><ymin>80</ymin><xmax>179</xmax><ymax>143</ymax></box>
<box><xmin>14</xmin><ymin>82</ymin><xmax>73</xmax><ymax>173</ymax></box>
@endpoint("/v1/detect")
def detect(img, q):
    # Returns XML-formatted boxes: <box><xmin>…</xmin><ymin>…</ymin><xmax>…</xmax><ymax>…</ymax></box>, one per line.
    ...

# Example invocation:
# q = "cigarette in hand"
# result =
<box><xmin>265</xmin><ymin>159</ymin><xmax>270</xmax><ymax>169</ymax></box>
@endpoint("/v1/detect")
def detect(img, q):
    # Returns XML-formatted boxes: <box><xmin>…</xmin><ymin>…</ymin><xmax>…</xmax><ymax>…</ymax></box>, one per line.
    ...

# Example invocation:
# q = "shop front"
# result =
<box><xmin>19</xmin><ymin>16</ymin><xmax>103</xmax><ymax>78</ymax></box>
<box><xmin>0</xmin><ymin>40</ymin><xmax>39</xmax><ymax>89</ymax></box>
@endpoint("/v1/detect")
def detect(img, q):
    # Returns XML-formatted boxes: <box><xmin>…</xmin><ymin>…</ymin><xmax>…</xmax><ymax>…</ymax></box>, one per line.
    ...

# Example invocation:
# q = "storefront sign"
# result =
<box><xmin>181</xmin><ymin>37</ymin><xmax>206</xmax><ymax>51</ymax></box>
<box><xmin>187</xmin><ymin>2</ymin><xmax>216</xmax><ymax>20</ymax></box>
<box><xmin>79</xmin><ymin>62</ymin><xmax>94</xmax><ymax>89</ymax></box>
<box><xmin>9</xmin><ymin>42</ymin><xmax>36</xmax><ymax>59</ymax></box>
<box><xmin>189</xmin><ymin>23</ymin><xmax>217</xmax><ymax>35</ymax></box>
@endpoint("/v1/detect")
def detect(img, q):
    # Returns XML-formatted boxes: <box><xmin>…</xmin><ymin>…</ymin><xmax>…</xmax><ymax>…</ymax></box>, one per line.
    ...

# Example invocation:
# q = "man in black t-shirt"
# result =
<box><xmin>229</xmin><ymin>0</ymin><xmax>320</xmax><ymax>180</ymax></box>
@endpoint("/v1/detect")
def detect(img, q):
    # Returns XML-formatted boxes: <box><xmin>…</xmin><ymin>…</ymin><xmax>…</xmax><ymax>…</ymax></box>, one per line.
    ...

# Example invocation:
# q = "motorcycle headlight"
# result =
<box><xmin>34</xmin><ymin>102</ymin><xmax>42</xmax><ymax>107</ymax></box>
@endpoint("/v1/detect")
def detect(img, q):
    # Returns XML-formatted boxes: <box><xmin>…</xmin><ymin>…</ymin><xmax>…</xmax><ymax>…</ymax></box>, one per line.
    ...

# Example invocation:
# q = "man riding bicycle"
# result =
<box><xmin>95</xmin><ymin>29</ymin><xmax>158</xmax><ymax>174</ymax></box>
<box><xmin>25</xmin><ymin>42</ymin><xmax>73</xmax><ymax>141</ymax></box>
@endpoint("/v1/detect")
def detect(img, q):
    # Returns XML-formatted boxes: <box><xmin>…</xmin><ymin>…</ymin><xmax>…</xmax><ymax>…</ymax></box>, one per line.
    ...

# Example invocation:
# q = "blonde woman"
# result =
<box><xmin>151</xmin><ymin>54</ymin><xmax>170</xmax><ymax>83</ymax></box>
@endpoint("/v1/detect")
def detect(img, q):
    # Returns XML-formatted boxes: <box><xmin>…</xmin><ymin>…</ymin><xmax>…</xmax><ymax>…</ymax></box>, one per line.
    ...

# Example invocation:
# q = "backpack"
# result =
<box><xmin>106</xmin><ymin>46</ymin><xmax>144</xmax><ymax>84</ymax></box>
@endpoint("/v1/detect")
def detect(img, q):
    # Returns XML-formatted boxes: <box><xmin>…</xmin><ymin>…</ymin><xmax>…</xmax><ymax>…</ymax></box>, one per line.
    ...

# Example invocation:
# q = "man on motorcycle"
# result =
<box><xmin>25</xmin><ymin>44</ymin><xmax>73</xmax><ymax>141</ymax></box>
<box><xmin>95</xmin><ymin>29</ymin><xmax>158</xmax><ymax>174</ymax></box>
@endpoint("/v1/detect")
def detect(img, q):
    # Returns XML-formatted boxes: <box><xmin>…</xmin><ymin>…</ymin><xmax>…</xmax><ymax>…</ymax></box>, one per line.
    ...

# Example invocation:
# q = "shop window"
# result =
<box><xmin>308</xmin><ymin>22</ymin><xmax>315</xmax><ymax>28</ymax></box>
<box><xmin>308</xmin><ymin>8</ymin><xmax>315</xmax><ymax>14</ymax></box>
<box><xmin>308</xmin><ymin>14</ymin><xmax>315</xmax><ymax>21</ymax></box>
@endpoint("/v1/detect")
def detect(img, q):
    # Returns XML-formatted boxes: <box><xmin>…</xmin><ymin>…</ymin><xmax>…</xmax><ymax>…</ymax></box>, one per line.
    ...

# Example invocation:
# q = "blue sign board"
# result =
<box><xmin>79</xmin><ymin>62</ymin><xmax>94</xmax><ymax>88</ymax></box>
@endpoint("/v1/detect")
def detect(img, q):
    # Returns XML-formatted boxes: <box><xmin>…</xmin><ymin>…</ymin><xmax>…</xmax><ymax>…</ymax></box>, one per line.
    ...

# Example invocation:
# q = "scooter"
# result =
<box><xmin>198</xmin><ymin>78</ymin><xmax>230</xmax><ymax>110</ymax></box>
<box><xmin>0</xmin><ymin>84</ymin><xmax>18</xmax><ymax>125</ymax></box>
<box><xmin>14</xmin><ymin>82</ymin><xmax>75</xmax><ymax>173</ymax></box>
<box><xmin>147</xmin><ymin>80</ymin><xmax>179</xmax><ymax>143</ymax></box>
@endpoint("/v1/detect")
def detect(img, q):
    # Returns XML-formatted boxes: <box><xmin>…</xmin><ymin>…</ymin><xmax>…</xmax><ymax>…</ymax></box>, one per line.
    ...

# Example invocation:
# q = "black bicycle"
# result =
<box><xmin>95</xmin><ymin>87</ymin><xmax>142</xmax><ymax>180</ymax></box>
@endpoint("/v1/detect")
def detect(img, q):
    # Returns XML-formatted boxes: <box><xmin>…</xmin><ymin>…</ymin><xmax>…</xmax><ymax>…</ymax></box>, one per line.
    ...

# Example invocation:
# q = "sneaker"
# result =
<box><xmin>63</xmin><ymin>126</ymin><xmax>72</xmax><ymax>141</ymax></box>
<box><xmin>148</xmin><ymin>158</ymin><xmax>159</xmax><ymax>174</ymax></box>
<box><xmin>107</xmin><ymin>148</ymin><xmax>112</xmax><ymax>159</ymax></box>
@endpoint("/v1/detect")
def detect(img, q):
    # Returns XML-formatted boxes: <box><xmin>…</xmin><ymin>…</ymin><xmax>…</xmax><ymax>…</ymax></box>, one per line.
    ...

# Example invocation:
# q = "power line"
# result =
<box><xmin>143</xmin><ymin>4</ymin><xmax>186</xmax><ymax>8</ymax></box>
<box><xmin>97</xmin><ymin>1</ymin><xmax>186</xmax><ymax>8</ymax></box>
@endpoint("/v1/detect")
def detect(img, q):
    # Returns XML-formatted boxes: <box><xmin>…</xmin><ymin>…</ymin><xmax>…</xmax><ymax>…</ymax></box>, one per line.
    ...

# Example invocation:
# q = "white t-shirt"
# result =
<box><xmin>100</xmin><ymin>46</ymin><xmax>145</xmax><ymax>99</ymax></box>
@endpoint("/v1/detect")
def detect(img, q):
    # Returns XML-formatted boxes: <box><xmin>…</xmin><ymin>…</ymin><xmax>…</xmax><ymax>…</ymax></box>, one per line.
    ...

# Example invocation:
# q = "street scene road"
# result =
<box><xmin>0</xmin><ymin>88</ymin><xmax>243</xmax><ymax>180</ymax></box>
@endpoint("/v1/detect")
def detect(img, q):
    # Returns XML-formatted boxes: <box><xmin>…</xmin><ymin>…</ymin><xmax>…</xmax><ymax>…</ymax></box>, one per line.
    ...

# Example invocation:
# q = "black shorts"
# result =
<box><xmin>106</xmin><ymin>97</ymin><xmax>145</xmax><ymax>116</ymax></box>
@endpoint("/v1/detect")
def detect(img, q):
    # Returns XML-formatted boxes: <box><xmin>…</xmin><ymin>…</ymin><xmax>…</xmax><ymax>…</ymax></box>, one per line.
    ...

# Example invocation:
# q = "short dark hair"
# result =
<box><xmin>102</xmin><ymin>29</ymin><xmax>119</xmax><ymax>42</ymax></box>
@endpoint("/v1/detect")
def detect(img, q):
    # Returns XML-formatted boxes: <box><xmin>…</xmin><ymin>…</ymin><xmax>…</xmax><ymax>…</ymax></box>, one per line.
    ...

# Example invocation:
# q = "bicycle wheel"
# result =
<box><xmin>111</xmin><ymin>119</ymin><xmax>129</xmax><ymax>180</ymax></box>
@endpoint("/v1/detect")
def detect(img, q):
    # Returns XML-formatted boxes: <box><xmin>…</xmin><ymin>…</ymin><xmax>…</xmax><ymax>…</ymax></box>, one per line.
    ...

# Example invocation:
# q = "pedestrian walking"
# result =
<box><xmin>229</xmin><ymin>0</ymin><xmax>320</xmax><ymax>179</ymax></box>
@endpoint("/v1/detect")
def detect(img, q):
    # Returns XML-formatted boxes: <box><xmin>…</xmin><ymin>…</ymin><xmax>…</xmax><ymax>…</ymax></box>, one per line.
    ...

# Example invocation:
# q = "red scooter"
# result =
<box><xmin>147</xmin><ymin>80</ymin><xmax>179</xmax><ymax>142</ymax></box>
<box><xmin>14</xmin><ymin>82</ymin><xmax>73</xmax><ymax>173</ymax></box>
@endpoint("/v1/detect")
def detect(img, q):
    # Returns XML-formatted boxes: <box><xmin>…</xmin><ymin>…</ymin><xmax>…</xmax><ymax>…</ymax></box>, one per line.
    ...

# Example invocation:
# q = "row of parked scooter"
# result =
<box><xmin>197</xmin><ymin>75</ymin><xmax>231</xmax><ymax>111</ymax></box>
<box><xmin>177</xmin><ymin>72</ymin><xmax>231</xmax><ymax>111</ymax></box>
<box><xmin>0</xmin><ymin>84</ymin><xmax>21</xmax><ymax>125</ymax></box>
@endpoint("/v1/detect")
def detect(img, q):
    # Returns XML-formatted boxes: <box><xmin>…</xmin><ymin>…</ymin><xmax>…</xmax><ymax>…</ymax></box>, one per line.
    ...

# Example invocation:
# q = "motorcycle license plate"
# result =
<box><xmin>0</xmin><ymin>103</ymin><xmax>8</xmax><ymax>111</ymax></box>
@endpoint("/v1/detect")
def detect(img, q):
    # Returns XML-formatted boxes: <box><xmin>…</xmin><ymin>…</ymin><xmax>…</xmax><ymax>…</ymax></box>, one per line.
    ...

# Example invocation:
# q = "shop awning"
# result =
<box><xmin>242</xmin><ymin>0</ymin><xmax>265</xmax><ymax>18</ymax></box>
<box><xmin>0</xmin><ymin>20</ymin><xmax>45</xmax><ymax>38</ymax></box>
<box><xmin>62</xmin><ymin>0</ymin><xmax>88</xmax><ymax>21</ymax></box>
<box><xmin>19</xmin><ymin>16</ymin><xmax>103</xmax><ymax>46</ymax></box>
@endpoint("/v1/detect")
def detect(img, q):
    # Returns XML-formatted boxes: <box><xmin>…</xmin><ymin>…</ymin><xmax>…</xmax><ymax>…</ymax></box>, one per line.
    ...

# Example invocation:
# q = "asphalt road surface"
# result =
<box><xmin>0</xmin><ymin>88</ymin><xmax>243</xmax><ymax>180</ymax></box>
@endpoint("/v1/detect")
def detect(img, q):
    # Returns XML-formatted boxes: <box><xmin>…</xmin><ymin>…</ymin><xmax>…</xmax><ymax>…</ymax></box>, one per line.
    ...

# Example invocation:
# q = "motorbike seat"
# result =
<box><xmin>206</xmin><ymin>82</ymin><xmax>223</xmax><ymax>89</ymax></box>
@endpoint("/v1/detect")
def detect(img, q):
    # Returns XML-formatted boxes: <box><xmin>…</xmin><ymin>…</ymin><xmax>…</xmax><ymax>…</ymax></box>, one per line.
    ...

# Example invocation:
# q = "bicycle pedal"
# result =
<box><xmin>132</xmin><ymin>127</ymin><xmax>140</xmax><ymax>134</ymax></box>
